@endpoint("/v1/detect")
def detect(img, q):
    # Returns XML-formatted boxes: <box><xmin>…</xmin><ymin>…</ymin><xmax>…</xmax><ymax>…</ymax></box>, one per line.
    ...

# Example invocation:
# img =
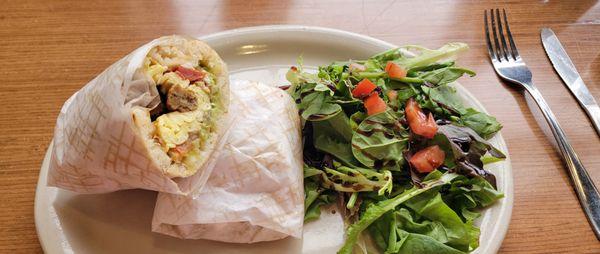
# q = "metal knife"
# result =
<box><xmin>541</xmin><ymin>28</ymin><xmax>600</xmax><ymax>137</ymax></box>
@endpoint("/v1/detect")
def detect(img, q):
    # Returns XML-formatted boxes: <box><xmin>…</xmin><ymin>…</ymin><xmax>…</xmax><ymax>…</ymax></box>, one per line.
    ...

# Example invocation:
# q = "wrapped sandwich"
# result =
<box><xmin>48</xmin><ymin>35</ymin><xmax>230</xmax><ymax>194</ymax></box>
<box><xmin>152</xmin><ymin>80</ymin><xmax>304</xmax><ymax>243</ymax></box>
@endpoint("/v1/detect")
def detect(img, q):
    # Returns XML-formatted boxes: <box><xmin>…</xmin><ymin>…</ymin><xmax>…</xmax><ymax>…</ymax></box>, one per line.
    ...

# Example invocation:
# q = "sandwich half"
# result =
<box><xmin>132</xmin><ymin>36</ymin><xmax>229</xmax><ymax>178</ymax></box>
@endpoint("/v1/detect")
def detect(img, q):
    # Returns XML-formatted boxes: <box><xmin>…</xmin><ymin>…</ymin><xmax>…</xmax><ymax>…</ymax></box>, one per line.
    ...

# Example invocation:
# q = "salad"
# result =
<box><xmin>286</xmin><ymin>43</ymin><xmax>505</xmax><ymax>254</ymax></box>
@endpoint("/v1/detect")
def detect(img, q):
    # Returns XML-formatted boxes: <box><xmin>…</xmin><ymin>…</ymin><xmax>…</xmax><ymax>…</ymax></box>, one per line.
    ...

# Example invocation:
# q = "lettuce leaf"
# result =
<box><xmin>458</xmin><ymin>109</ymin><xmax>502</xmax><ymax>139</ymax></box>
<box><xmin>351</xmin><ymin>111</ymin><xmax>408</xmax><ymax>169</ymax></box>
<box><xmin>312</xmin><ymin>111</ymin><xmax>361</xmax><ymax>167</ymax></box>
<box><xmin>304</xmin><ymin>166</ymin><xmax>336</xmax><ymax>222</ymax></box>
<box><xmin>368</xmin><ymin>178</ymin><xmax>498</xmax><ymax>254</ymax></box>
<box><xmin>304</xmin><ymin>163</ymin><xmax>393</xmax><ymax>195</ymax></box>
<box><xmin>385</xmin><ymin>229</ymin><xmax>467</xmax><ymax>254</ymax></box>
<box><xmin>422</xmin><ymin>85</ymin><xmax>467</xmax><ymax>115</ymax></box>
<box><xmin>373</xmin><ymin>43</ymin><xmax>469</xmax><ymax>70</ymax></box>
<box><xmin>437</xmin><ymin>124</ymin><xmax>505</xmax><ymax>187</ymax></box>
<box><xmin>338</xmin><ymin>172</ymin><xmax>459</xmax><ymax>254</ymax></box>
<box><xmin>375</xmin><ymin>207</ymin><xmax>469</xmax><ymax>254</ymax></box>
<box><xmin>298</xmin><ymin>92</ymin><xmax>342</xmax><ymax>121</ymax></box>
<box><xmin>418</xmin><ymin>67</ymin><xmax>475</xmax><ymax>86</ymax></box>
<box><xmin>288</xmin><ymin>43</ymin><xmax>504</xmax><ymax>254</ymax></box>
<box><xmin>443</xmin><ymin>176</ymin><xmax>504</xmax><ymax>222</ymax></box>
<box><xmin>407</xmin><ymin>61</ymin><xmax>455</xmax><ymax>77</ymax></box>
<box><xmin>403</xmin><ymin>190</ymin><xmax>478</xmax><ymax>251</ymax></box>
<box><xmin>422</xmin><ymin>86</ymin><xmax>502</xmax><ymax>139</ymax></box>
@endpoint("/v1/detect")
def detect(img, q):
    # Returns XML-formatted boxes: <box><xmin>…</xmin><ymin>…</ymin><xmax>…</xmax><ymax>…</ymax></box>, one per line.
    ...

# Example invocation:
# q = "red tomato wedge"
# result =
<box><xmin>175</xmin><ymin>66</ymin><xmax>205</xmax><ymax>82</ymax></box>
<box><xmin>385</xmin><ymin>61</ymin><xmax>407</xmax><ymax>79</ymax></box>
<box><xmin>352</xmin><ymin>78</ymin><xmax>377</xmax><ymax>98</ymax></box>
<box><xmin>364</xmin><ymin>93</ymin><xmax>387</xmax><ymax>115</ymax></box>
<box><xmin>409</xmin><ymin>145</ymin><xmax>446</xmax><ymax>173</ymax></box>
<box><xmin>405</xmin><ymin>98</ymin><xmax>438</xmax><ymax>138</ymax></box>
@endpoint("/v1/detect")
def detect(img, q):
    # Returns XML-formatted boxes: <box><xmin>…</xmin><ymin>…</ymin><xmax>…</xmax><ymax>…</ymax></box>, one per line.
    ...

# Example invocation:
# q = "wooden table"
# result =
<box><xmin>1</xmin><ymin>0</ymin><xmax>599</xmax><ymax>253</ymax></box>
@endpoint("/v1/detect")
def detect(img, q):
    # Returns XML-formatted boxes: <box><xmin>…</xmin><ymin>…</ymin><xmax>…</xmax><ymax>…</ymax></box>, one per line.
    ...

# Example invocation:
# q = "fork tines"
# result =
<box><xmin>484</xmin><ymin>9</ymin><xmax>520</xmax><ymax>62</ymax></box>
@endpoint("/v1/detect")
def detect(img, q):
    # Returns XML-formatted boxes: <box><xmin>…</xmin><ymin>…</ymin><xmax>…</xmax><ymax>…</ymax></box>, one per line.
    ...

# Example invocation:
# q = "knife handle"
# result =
<box><xmin>525</xmin><ymin>84</ymin><xmax>600</xmax><ymax>240</ymax></box>
<box><xmin>583</xmin><ymin>104</ymin><xmax>600</xmax><ymax>137</ymax></box>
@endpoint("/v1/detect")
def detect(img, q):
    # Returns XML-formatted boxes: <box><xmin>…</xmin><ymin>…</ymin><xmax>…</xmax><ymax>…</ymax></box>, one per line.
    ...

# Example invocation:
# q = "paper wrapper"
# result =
<box><xmin>152</xmin><ymin>80</ymin><xmax>304</xmax><ymax>243</ymax></box>
<box><xmin>47</xmin><ymin>35</ymin><xmax>230</xmax><ymax>195</ymax></box>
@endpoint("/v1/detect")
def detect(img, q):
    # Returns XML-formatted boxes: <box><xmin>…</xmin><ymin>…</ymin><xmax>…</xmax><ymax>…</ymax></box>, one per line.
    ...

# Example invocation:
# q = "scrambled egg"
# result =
<box><xmin>154</xmin><ymin>85</ymin><xmax>211</xmax><ymax>148</ymax></box>
<box><xmin>144</xmin><ymin>58</ymin><xmax>214</xmax><ymax>166</ymax></box>
<box><xmin>145</xmin><ymin>61</ymin><xmax>167</xmax><ymax>82</ymax></box>
<box><xmin>145</xmin><ymin>58</ymin><xmax>191</xmax><ymax>93</ymax></box>
<box><xmin>157</xmin><ymin>72</ymin><xmax>190</xmax><ymax>92</ymax></box>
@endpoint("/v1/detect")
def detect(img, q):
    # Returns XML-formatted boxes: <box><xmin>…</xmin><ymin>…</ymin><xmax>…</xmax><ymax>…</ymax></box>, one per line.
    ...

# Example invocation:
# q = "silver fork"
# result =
<box><xmin>485</xmin><ymin>9</ymin><xmax>600</xmax><ymax>240</ymax></box>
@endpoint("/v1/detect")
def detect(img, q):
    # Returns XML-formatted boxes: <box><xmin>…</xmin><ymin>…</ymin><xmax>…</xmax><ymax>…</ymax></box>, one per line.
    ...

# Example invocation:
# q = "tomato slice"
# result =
<box><xmin>409</xmin><ymin>145</ymin><xmax>445</xmax><ymax>173</ymax></box>
<box><xmin>352</xmin><ymin>78</ymin><xmax>377</xmax><ymax>98</ymax></box>
<box><xmin>405</xmin><ymin>98</ymin><xmax>438</xmax><ymax>138</ymax></box>
<box><xmin>385</xmin><ymin>61</ymin><xmax>407</xmax><ymax>79</ymax></box>
<box><xmin>175</xmin><ymin>66</ymin><xmax>205</xmax><ymax>82</ymax></box>
<box><xmin>364</xmin><ymin>93</ymin><xmax>387</xmax><ymax>115</ymax></box>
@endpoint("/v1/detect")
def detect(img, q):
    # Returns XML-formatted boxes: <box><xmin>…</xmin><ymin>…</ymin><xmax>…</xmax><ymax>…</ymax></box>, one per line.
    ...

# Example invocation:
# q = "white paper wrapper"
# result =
<box><xmin>152</xmin><ymin>80</ymin><xmax>304</xmax><ymax>243</ymax></box>
<box><xmin>47</xmin><ymin>35</ymin><xmax>230</xmax><ymax>195</ymax></box>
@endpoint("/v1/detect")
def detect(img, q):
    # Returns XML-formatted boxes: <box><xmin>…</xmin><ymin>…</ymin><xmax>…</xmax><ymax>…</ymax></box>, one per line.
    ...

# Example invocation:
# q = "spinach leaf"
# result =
<box><xmin>418</xmin><ymin>67</ymin><xmax>475</xmax><ymax>86</ymax></box>
<box><xmin>351</xmin><ymin>111</ymin><xmax>408</xmax><ymax>169</ymax></box>
<box><xmin>438</xmin><ymin>124</ymin><xmax>504</xmax><ymax>158</ymax></box>
<box><xmin>423</xmin><ymin>85</ymin><xmax>467</xmax><ymax>115</ymax></box>
<box><xmin>396</xmin><ymin>86</ymin><xmax>420</xmax><ymax>104</ymax></box>
<box><xmin>288</xmin><ymin>43</ymin><xmax>504</xmax><ymax>254</ymax></box>
<box><xmin>421</xmin><ymin>86</ymin><xmax>502</xmax><ymax>139</ymax></box>
<box><xmin>458</xmin><ymin>108</ymin><xmax>502</xmax><ymax>139</ymax></box>
<box><xmin>314</xmin><ymin>110</ymin><xmax>353</xmax><ymax>140</ymax></box>
<box><xmin>313</xmin><ymin>132</ymin><xmax>358</xmax><ymax>167</ymax></box>
<box><xmin>349</xmin><ymin>111</ymin><xmax>367</xmax><ymax>131</ymax></box>
<box><xmin>481</xmin><ymin>154</ymin><xmax>504</xmax><ymax>164</ymax></box>
<box><xmin>298</xmin><ymin>92</ymin><xmax>342</xmax><ymax>121</ymax></box>
<box><xmin>312</xmin><ymin>111</ymin><xmax>361</xmax><ymax>166</ymax></box>
<box><xmin>407</xmin><ymin>62</ymin><xmax>455</xmax><ymax>77</ymax></box>
<box><xmin>314</xmin><ymin>83</ymin><xmax>335</xmax><ymax>96</ymax></box>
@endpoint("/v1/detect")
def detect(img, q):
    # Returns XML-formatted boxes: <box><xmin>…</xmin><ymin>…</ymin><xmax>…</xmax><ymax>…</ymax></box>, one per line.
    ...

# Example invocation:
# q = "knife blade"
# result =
<box><xmin>541</xmin><ymin>28</ymin><xmax>600</xmax><ymax>137</ymax></box>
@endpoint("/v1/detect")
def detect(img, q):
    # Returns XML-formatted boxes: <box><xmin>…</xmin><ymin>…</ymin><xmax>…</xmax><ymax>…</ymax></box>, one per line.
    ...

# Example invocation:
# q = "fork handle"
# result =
<box><xmin>525</xmin><ymin>84</ymin><xmax>600</xmax><ymax>240</ymax></box>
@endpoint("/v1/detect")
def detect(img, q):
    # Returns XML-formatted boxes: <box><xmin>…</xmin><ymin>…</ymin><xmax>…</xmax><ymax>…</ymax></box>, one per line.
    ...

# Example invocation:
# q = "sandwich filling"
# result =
<box><xmin>142</xmin><ymin>44</ymin><xmax>221</xmax><ymax>172</ymax></box>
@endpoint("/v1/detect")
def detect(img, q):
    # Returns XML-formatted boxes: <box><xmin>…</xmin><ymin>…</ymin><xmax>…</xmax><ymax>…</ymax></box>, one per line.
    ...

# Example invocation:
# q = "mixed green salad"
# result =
<box><xmin>286</xmin><ymin>43</ymin><xmax>505</xmax><ymax>254</ymax></box>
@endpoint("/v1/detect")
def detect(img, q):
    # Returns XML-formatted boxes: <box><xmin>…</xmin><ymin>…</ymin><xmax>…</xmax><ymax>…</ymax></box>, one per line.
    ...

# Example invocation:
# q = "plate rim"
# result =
<box><xmin>35</xmin><ymin>25</ymin><xmax>513</xmax><ymax>254</ymax></box>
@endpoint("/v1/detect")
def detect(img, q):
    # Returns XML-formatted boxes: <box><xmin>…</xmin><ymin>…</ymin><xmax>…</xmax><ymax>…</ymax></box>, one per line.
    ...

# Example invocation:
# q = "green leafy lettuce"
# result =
<box><xmin>287</xmin><ymin>42</ymin><xmax>505</xmax><ymax>254</ymax></box>
<box><xmin>351</xmin><ymin>110</ymin><xmax>409</xmax><ymax>169</ymax></box>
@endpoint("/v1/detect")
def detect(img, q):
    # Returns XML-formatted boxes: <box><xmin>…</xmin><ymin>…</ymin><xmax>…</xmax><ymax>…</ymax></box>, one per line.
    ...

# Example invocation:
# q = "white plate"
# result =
<box><xmin>35</xmin><ymin>25</ymin><xmax>513</xmax><ymax>254</ymax></box>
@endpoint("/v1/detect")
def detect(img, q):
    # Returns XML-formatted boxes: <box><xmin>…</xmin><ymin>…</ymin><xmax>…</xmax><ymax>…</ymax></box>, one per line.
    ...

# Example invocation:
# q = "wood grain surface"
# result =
<box><xmin>1</xmin><ymin>0</ymin><xmax>599</xmax><ymax>253</ymax></box>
